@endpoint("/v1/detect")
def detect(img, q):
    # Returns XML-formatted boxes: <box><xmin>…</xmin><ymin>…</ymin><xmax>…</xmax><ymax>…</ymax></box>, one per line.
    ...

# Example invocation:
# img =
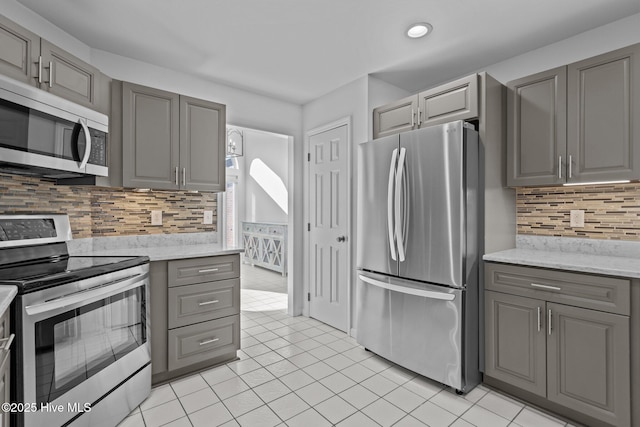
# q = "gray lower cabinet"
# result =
<box><xmin>485</xmin><ymin>262</ymin><xmax>631</xmax><ymax>427</ymax></box>
<box><xmin>121</xmin><ymin>82</ymin><xmax>226</xmax><ymax>192</ymax></box>
<box><xmin>151</xmin><ymin>254</ymin><xmax>240</xmax><ymax>384</ymax></box>
<box><xmin>372</xmin><ymin>74</ymin><xmax>479</xmax><ymax>139</ymax></box>
<box><xmin>507</xmin><ymin>43</ymin><xmax>640</xmax><ymax>186</ymax></box>
<box><xmin>0</xmin><ymin>14</ymin><xmax>103</xmax><ymax>111</ymax></box>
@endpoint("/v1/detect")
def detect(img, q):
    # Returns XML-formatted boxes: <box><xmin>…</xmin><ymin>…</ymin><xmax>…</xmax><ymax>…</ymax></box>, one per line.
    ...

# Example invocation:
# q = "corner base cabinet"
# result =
<box><xmin>484</xmin><ymin>262</ymin><xmax>632</xmax><ymax>427</ymax></box>
<box><xmin>150</xmin><ymin>254</ymin><xmax>240</xmax><ymax>385</ymax></box>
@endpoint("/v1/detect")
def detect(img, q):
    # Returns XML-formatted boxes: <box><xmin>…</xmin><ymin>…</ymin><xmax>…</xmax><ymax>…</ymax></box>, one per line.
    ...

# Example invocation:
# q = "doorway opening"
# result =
<box><xmin>221</xmin><ymin>126</ymin><xmax>292</xmax><ymax>314</ymax></box>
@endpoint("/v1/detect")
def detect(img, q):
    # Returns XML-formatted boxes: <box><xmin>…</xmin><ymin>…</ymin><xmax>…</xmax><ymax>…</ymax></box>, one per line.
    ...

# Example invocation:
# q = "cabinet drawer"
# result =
<box><xmin>168</xmin><ymin>254</ymin><xmax>240</xmax><ymax>287</ymax></box>
<box><xmin>168</xmin><ymin>279</ymin><xmax>239</xmax><ymax>329</ymax></box>
<box><xmin>167</xmin><ymin>315</ymin><xmax>239</xmax><ymax>371</ymax></box>
<box><xmin>485</xmin><ymin>263</ymin><xmax>630</xmax><ymax>315</ymax></box>
<box><xmin>418</xmin><ymin>74</ymin><xmax>478</xmax><ymax>126</ymax></box>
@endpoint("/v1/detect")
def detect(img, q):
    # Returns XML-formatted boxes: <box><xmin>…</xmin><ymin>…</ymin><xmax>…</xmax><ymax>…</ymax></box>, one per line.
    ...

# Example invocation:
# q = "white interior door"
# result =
<box><xmin>308</xmin><ymin>124</ymin><xmax>349</xmax><ymax>331</ymax></box>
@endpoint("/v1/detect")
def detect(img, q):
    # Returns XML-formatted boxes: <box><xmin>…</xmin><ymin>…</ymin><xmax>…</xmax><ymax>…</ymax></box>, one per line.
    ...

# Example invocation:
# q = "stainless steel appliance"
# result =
<box><xmin>356</xmin><ymin>120</ymin><xmax>481</xmax><ymax>393</ymax></box>
<box><xmin>0</xmin><ymin>215</ymin><xmax>150</xmax><ymax>427</ymax></box>
<box><xmin>0</xmin><ymin>74</ymin><xmax>108</xmax><ymax>179</ymax></box>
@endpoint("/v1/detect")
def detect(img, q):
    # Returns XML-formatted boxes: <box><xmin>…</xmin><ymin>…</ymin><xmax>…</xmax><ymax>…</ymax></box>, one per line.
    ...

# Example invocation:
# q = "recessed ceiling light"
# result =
<box><xmin>407</xmin><ymin>22</ymin><xmax>432</xmax><ymax>39</ymax></box>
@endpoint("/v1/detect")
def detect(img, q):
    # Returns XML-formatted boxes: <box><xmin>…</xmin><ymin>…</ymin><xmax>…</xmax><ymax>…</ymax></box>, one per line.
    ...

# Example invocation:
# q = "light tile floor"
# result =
<box><xmin>118</xmin><ymin>264</ymin><xmax>577</xmax><ymax>427</ymax></box>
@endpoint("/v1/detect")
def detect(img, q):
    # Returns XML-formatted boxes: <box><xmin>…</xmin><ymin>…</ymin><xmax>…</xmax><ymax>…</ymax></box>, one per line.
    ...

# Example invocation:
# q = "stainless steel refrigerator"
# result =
<box><xmin>356</xmin><ymin>120</ymin><xmax>481</xmax><ymax>393</ymax></box>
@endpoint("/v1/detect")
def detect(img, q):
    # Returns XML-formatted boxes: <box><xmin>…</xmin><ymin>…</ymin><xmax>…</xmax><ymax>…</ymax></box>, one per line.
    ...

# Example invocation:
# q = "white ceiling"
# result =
<box><xmin>16</xmin><ymin>0</ymin><xmax>640</xmax><ymax>105</ymax></box>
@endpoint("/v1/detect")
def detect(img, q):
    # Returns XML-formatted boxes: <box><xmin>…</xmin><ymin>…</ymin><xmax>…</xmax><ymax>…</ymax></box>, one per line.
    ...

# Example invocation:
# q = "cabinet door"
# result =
<box><xmin>567</xmin><ymin>44</ymin><xmax>640</xmax><ymax>183</ymax></box>
<box><xmin>418</xmin><ymin>74</ymin><xmax>478</xmax><ymax>127</ymax></box>
<box><xmin>507</xmin><ymin>67</ymin><xmax>567</xmax><ymax>186</ymax></box>
<box><xmin>179</xmin><ymin>95</ymin><xmax>226</xmax><ymax>192</ymax></box>
<box><xmin>0</xmin><ymin>350</ymin><xmax>9</xmax><ymax>427</ymax></box>
<box><xmin>547</xmin><ymin>303</ymin><xmax>630</xmax><ymax>427</ymax></box>
<box><xmin>122</xmin><ymin>82</ymin><xmax>180</xmax><ymax>190</ymax></box>
<box><xmin>39</xmin><ymin>39</ymin><xmax>99</xmax><ymax>109</ymax></box>
<box><xmin>372</xmin><ymin>94</ymin><xmax>418</xmax><ymax>139</ymax></box>
<box><xmin>0</xmin><ymin>14</ymin><xmax>39</xmax><ymax>85</ymax></box>
<box><xmin>485</xmin><ymin>291</ymin><xmax>546</xmax><ymax>397</ymax></box>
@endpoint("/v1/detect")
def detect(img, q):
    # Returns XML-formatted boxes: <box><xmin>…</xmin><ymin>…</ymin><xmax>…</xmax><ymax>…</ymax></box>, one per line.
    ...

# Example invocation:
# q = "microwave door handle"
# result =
<box><xmin>387</xmin><ymin>148</ymin><xmax>398</xmax><ymax>261</ymax></box>
<box><xmin>395</xmin><ymin>147</ymin><xmax>407</xmax><ymax>262</ymax></box>
<box><xmin>78</xmin><ymin>119</ymin><xmax>92</xmax><ymax>169</ymax></box>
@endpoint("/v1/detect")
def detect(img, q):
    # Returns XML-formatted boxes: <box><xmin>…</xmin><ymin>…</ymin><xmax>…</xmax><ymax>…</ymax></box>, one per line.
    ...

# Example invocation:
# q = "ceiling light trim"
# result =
<box><xmin>407</xmin><ymin>22</ymin><xmax>433</xmax><ymax>39</ymax></box>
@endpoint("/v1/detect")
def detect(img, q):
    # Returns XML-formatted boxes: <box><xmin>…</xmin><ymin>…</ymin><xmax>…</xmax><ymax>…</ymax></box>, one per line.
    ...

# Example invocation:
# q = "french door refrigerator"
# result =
<box><xmin>356</xmin><ymin>120</ymin><xmax>481</xmax><ymax>393</ymax></box>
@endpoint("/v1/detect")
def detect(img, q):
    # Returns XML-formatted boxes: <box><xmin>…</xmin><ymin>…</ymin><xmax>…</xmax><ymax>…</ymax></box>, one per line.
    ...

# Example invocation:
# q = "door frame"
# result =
<box><xmin>304</xmin><ymin>116</ymin><xmax>352</xmax><ymax>333</ymax></box>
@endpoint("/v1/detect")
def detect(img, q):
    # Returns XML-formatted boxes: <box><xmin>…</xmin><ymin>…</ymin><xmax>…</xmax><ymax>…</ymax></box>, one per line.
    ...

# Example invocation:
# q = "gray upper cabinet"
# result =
<box><xmin>372</xmin><ymin>74</ymin><xmax>479</xmax><ymax>139</ymax></box>
<box><xmin>508</xmin><ymin>43</ymin><xmax>640</xmax><ymax>186</ymax></box>
<box><xmin>180</xmin><ymin>95</ymin><xmax>226</xmax><ymax>192</ymax></box>
<box><xmin>567</xmin><ymin>44</ymin><xmax>640</xmax><ymax>183</ymax></box>
<box><xmin>122</xmin><ymin>82</ymin><xmax>180</xmax><ymax>190</ymax></box>
<box><xmin>0</xmin><ymin>14</ymin><xmax>103</xmax><ymax>111</ymax></box>
<box><xmin>372</xmin><ymin>94</ymin><xmax>417</xmax><ymax>139</ymax></box>
<box><xmin>40</xmin><ymin>39</ymin><xmax>100</xmax><ymax>109</ymax></box>
<box><xmin>418</xmin><ymin>74</ymin><xmax>478</xmax><ymax>127</ymax></box>
<box><xmin>121</xmin><ymin>82</ymin><xmax>226</xmax><ymax>192</ymax></box>
<box><xmin>0</xmin><ymin>14</ymin><xmax>39</xmax><ymax>84</ymax></box>
<box><xmin>507</xmin><ymin>67</ymin><xmax>567</xmax><ymax>186</ymax></box>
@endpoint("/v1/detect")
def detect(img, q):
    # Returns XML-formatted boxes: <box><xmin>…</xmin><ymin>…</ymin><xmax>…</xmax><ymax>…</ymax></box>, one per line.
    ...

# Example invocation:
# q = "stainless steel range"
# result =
<box><xmin>0</xmin><ymin>214</ymin><xmax>151</xmax><ymax>427</ymax></box>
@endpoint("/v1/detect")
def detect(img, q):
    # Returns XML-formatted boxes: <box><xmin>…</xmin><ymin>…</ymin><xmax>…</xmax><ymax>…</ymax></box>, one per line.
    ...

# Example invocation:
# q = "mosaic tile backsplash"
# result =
<box><xmin>0</xmin><ymin>173</ymin><xmax>217</xmax><ymax>238</ymax></box>
<box><xmin>517</xmin><ymin>183</ymin><xmax>640</xmax><ymax>240</ymax></box>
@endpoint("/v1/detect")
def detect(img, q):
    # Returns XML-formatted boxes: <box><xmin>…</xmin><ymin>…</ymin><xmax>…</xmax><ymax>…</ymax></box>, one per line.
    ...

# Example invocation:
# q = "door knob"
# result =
<box><xmin>336</xmin><ymin>236</ymin><xmax>347</xmax><ymax>242</ymax></box>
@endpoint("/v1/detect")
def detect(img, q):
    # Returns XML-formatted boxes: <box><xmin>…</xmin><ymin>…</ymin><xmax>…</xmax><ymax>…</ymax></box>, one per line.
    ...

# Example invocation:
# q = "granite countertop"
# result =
<box><xmin>68</xmin><ymin>232</ymin><xmax>243</xmax><ymax>262</ymax></box>
<box><xmin>484</xmin><ymin>235</ymin><xmax>640</xmax><ymax>279</ymax></box>
<box><xmin>0</xmin><ymin>286</ymin><xmax>18</xmax><ymax>315</ymax></box>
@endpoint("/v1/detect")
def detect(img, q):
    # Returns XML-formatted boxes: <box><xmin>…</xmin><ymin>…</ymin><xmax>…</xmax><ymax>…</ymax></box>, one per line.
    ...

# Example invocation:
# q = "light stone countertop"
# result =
<box><xmin>0</xmin><ymin>286</ymin><xmax>17</xmax><ymax>316</ymax></box>
<box><xmin>68</xmin><ymin>232</ymin><xmax>243</xmax><ymax>261</ymax></box>
<box><xmin>484</xmin><ymin>235</ymin><xmax>640</xmax><ymax>278</ymax></box>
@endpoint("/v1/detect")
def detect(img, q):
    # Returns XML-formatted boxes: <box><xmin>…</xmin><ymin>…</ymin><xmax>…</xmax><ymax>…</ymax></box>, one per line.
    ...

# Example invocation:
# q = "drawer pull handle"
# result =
<box><xmin>531</xmin><ymin>283</ymin><xmax>561</xmax><ymax>291</ymax></box>
<box><xmin>198</xmin><ymin>268</ymin><xmax>219</xmax><ymax>273</ymax></box>
<box><xmin>198</xmin><ymin>300</ymin><xmax>219</xmax><ymax>306</ymax></box>
<box><xmin>0</xmin><ymin>334</ymin><xmax>15</xmax><ymax>351</ymax></box>
<box><xmin>199</xmin><ymin>338</ymin><xmax>219</xmax><ymax>346</ymax></box>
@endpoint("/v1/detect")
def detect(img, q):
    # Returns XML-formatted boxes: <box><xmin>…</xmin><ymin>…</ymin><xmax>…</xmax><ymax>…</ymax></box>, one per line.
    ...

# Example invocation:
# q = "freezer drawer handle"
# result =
<box><xmin>358</xmin><ymin>274</ymin><xmax>455</xmax><ymax>301</ymax></box>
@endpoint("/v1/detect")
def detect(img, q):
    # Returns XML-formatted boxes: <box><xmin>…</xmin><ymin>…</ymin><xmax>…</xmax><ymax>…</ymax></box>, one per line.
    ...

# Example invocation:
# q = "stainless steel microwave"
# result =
<box><xmin>0</xmin><ymin>74</ymin><xmax>108</xmax><ymax>179</ymax></box>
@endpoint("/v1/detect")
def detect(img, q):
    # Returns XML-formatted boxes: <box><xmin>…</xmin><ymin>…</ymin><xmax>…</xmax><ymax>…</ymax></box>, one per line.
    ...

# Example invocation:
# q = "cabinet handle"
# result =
<box><xmin>411</xmin><ymin>109</ymin><xmax>415</xmax><ymax>127</ymax></box>
<box><xmin>537</xmin><ymin>307</ymin><xmax>541</xmax><ymax>332</ymax></box>
<box><xmin>548</xmin><ymin>309</ymin><xmax>552</xmax><ymax>335</ymax></box>
<box><xmin>198</xmin><ymin>268</ymin><xmax>219</xmax><ymax>273</ymax></box>
<box><xmin>175</xmin><ymin>166</ymin><xmax>179</xmax><ymax>185</ymax></box>
<box><xmin>531</xmin><ymin>283</ymin><xmax>561</xmax><ymax>291</ymax></box>
<box><xmin>199</xmin><ymin>337</ymin><xmax>219</xmax><ymax>346</ymax></box>
<box><xmin>47</xmin><ymin>61</ymin><xmax>53</xmax><ymax>88</ymax></box>
<box><xmin>37</xmin><ymin>56</ymin><xmax>43</xmax><ymax>84</ymax></box>
<box><xmin>417</xmin><ymin>107</ymin><xmax>422</xmax><ymax>126</ymax></box>
<box><xmin>568</xmin><ymin>155</ymin><xmax>573</xmax><ymax>179</ymax></box>
<box><xmin>0</xmin><ymin>334</ymin><xmax>14</xmax><ymax>351</ymax></box>
<box><xmin>198</xmin><ymin>299</ymin><xmax>219</xmax><ymax>306</ymax></box>
<box><xmin>182</xmin><ymin>167</ymin><xmax>186</xmax><ymax>186</ymax></box>
<box><xmin>558</xmin><ymin>156</ymin><xmax>562</xmax><ymax>179</ymax></box>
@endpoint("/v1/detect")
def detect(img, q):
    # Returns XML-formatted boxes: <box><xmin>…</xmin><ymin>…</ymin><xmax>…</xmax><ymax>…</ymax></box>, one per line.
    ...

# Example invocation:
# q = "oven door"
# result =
<box><xmin>18</xmin><ymin>265</ymin><xmax>150</xmax><ymax>427</ymax></box>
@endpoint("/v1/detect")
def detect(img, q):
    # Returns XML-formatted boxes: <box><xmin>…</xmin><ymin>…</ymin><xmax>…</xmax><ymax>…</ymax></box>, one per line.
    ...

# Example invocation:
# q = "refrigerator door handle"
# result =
<box><xmin>358</xmin><ymin>274</ymin><xmax>456</xmax><ymax>301</ymax></box>
<box><xmin>395</xmin><ymin>147</ymin><xmax>407</xmax><ymax>262</ymax></box>
<box><xmin>387</xmin><ymin>148</ymin><xmax>398</xmax><ymax>261</ymax></box>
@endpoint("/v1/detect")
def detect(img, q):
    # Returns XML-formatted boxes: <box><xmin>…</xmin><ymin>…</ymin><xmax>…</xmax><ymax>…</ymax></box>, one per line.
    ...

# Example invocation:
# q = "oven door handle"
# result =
<box><xmin>25</xmin><ymin>273</ymin><xmax>145</xmax><ymax>316</ymax></box>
